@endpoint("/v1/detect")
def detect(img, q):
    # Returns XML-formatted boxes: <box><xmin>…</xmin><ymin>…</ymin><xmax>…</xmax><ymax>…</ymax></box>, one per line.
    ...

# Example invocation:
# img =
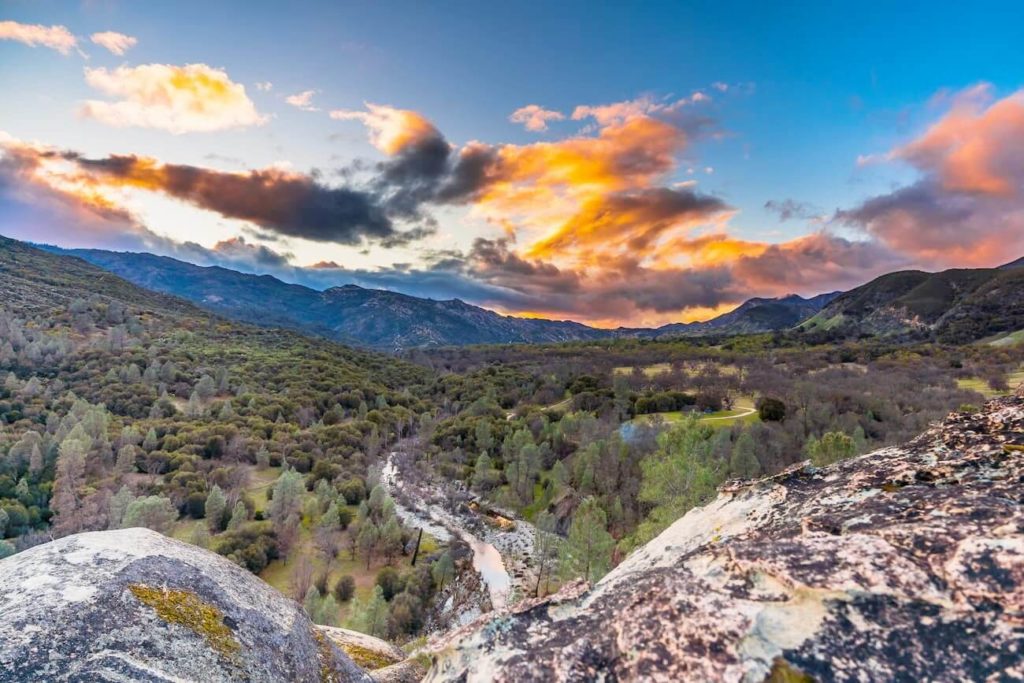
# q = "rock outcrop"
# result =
<box><xmin>318</xmin><ymin>626</ymin><xmax>426</xmax><ymax>682</ymax></box>
<box><xmin>0</xmin><ymin>528</ymin><xmax>370</xmax><ymax>682</ymax></box>
<box><xmin>427</xmin><ymin>394</ymin><xmax>1024</xmax><ymax>681</ymax></box>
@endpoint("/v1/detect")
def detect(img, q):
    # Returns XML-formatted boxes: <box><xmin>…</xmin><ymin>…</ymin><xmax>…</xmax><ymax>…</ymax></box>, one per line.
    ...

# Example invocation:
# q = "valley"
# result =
<box><xmin>1</xmin><ymin>235</ymin><xmax>1023</xmax><ymax>680</ymax></box>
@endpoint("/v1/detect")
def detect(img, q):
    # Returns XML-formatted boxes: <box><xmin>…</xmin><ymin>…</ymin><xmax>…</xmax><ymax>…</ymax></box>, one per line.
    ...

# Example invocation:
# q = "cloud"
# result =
<box><xmin>67</xmin><ymin>153</ymin><xmax>403</xmax><ymax>244</ymax></box>
<box><xmin>285</xmin><ymin>89</ymin><xmax>319</xmax><ymax>111</ymax></box>
<box><xmin>90</xmin><ymin>31</ymin><xmax>136</xmax><ymax>56</ymax></box>
<box><xmin>0</xmin><ymin>20</ymin><xmax>77</xmax><ymax>55</ymax></box>
<box><xmin>179</xmin><ymin>235</ymin><xmax>295</xmax><ymax>271</ymax></box>
<box><xmin>80</xmin><ymin>63</ymin><xmax>267</xmax><ymax>134</ymax></box>
<box><xmin>0</xmin><ymin>133</ymin><xmax>435</xmax><ymax>247</ymax></box>
<box><xmin>764</xmin><ymin>198</ymin><xmax>821</xmax><ymax>222</ymax></box>
<box><xmin>331</xmin><ymin>103</ymin><xmax>442</xmax><ymax>155</ymax></box>
<box><xmin>526</xmin><ymin>187</ymin><xmax>730</xmax><ymax>264</ymax></box>
<box><xmin>509</xmin><ymin>105</ymin><xmax>565</xmax><ymax>132</ymax></box>
<box><xmin>839</xmin><ymin>85</ymin><xmax>1024</xmax><ymax>267</ymax></box>
<box><xmin>255</xmin><ymin>81</ymin><xmax>273</xmax><ymax>92</ymax></box>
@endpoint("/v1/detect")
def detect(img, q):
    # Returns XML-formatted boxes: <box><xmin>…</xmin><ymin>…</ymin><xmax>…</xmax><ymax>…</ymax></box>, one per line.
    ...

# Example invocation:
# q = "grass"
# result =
<box><xmin>957</xmin><ymin>365</ymin><xmax>1024</xmax><ymax>398</ymax></box>
<box><xmin>613</xmin><ymin>362</ymin><xmax>741</xmax><ymax>378</ymax></box>
<box><xmin>988</xmin><ymin>329</ymin><xmax>1024</xmax><ymax>347</ymax></box>
<box><xmin>633</xmin><ymin>396</ymin><xmax>760</xmax><ymax>428</ymax></box>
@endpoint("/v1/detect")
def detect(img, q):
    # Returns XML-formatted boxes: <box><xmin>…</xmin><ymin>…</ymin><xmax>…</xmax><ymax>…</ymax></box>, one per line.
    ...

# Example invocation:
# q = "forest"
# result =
<box><xmin>2</xmin><ymin>238</ymin><xmax>1022</xmax><ymax>644</ymax></box>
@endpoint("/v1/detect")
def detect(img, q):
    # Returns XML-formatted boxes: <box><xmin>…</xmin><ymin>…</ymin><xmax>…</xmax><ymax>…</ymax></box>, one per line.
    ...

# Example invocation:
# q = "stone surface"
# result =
<box><xmin>0</xmin><ymin>528</ymin><xmax>370</xmax><ymax>682</ymax></box>
<box><xmin>427</xmin><ymin>394</ymin><xmax>1024</xmax><ymax>682</ymax></box>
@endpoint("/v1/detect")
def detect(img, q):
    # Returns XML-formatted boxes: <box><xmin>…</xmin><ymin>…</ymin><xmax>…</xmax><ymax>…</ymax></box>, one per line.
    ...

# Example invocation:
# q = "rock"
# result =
<box><xmin>317</xmin><ymin>626</ymin><xmax>426</xmax><ymax>682</ymax></box>
<box><xmin>426</xmin><ymin>394</ymin><xmax>1024</xmax><ymax>682</ymax></box>
<box><xmin>0</xmin><ymin>528</ymin><xmax>370</xmax><ymax>682</ymax></box>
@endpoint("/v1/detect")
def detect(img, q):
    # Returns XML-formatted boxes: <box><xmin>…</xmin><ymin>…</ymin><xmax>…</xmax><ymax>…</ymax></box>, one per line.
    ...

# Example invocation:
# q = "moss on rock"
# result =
<box><xmin>128</xmin><ymin>583</ymin><xmax>240</xmax><ymax>659</ymax></box>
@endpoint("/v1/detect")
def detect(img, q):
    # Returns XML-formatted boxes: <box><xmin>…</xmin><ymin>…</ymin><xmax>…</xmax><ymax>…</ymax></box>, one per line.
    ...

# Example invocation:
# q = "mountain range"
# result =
<box><xmin>38</xmin><ymin>244</ymin><xmax>839</xmax><ymax>349</ymax></box>
<box><xmin>803</xmin><ymin>258</ymin><xmax>1024</xmax><ymax>342</ymax></box>
<box><xmin>29</xmin><ymin>240</ymin><xmax>1024</xmax><ymax>348</ymax></box>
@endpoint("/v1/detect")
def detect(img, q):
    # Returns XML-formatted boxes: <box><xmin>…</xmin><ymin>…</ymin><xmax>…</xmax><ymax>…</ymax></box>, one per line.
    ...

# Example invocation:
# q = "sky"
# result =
<box><xmin>2</xmin><ymin>1</ymin><xmax>1023</xmax><ymax>327</ymax></box>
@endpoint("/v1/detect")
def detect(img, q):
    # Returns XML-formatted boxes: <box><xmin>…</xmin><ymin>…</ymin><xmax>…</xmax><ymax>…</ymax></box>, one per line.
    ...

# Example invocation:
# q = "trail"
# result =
<box><xmin>701</xmin><ymin>406</ymin><xmax>757</xmax><ymax>422</ymax></box>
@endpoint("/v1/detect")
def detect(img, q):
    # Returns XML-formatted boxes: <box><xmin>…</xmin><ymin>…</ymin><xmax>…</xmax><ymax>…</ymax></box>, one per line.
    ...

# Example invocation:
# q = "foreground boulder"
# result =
<box><xmin>428</xmin><ymin>393</ymin><xmax>1024</xmax><ymax>681</ymax></box>
<box><xmin>0</xmin><ymin>528</ymin><xmax>370</xmax><ymax>682</ymax></box>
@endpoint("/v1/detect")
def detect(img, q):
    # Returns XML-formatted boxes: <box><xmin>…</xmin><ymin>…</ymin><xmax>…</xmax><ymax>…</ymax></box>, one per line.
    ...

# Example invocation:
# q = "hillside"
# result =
<box><xmin>801</xmin><ymin>261</ymin><xmax>1024</xmax><ymax>341</ymax></box>
<box><xmin>40</xmin><ymin>247</ymin><xmax>612</xmax><ymax>350</ymax></box>
<box><xmin>650</xmin><ymin>292</ymin><xmax>840</xmax><ymax>338</ymax></box>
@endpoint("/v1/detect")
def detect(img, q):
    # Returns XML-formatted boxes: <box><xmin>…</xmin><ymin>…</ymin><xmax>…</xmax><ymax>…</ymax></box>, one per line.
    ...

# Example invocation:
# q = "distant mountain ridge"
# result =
<box><xmin>39</xmin><ymin>247</ymin><xmax>611</xmax><ymax>349</ymax></box>
<box><xmin>37</xmin><ymin>244</ymin><xmax>841</xmax><ymax>349</ymax></box>
<box><xmin>802</xmin><ymin>259</ymin><xmax>1024</xmax><ymax>342</ymax></box>
<box><xmin>649</xmin><ymin>292</ymin><xmax>841</xmax><ymax>338</ymax></box>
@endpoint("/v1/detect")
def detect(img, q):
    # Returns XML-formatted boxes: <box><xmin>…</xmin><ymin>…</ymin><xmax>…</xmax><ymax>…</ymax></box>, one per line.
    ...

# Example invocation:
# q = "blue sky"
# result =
<box><xmin>2</xmin><ymin>1</ymin><xmax>1023</xmax><ymax>325</ymax></box>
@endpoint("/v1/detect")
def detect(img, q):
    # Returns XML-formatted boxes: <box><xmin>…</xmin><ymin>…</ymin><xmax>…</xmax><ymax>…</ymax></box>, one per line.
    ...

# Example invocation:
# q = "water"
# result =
<box><xmin>383</xmin><ymin>454</ymin><xmax>512</xmax><ymax>610</ymax></box>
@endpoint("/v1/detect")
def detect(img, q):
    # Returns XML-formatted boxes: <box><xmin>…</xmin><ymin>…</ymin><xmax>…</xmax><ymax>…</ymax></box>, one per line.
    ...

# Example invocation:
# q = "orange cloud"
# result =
<box><xmin>330</xmin><ymin>104</ymin><xmax>442</xmax><ymax>155</ymax></box>
<box><xmin>0</xmin><ymin>20</ymin><xmax>77</xmax><ymax>55</ymax></box>
<box><xmin>842</xmin><ymin>85</ymin><xmax>1024</xmax><ymax>268</ymax></box>
<box><xmin>894</xmin><ymin>85</ymin><xmax>1024</xmax><ymax>196</ymax></box>
<box><xmin>80</xmin><ymin>64</ymin><xmax>267</xmax><ymax>134</ymax></box>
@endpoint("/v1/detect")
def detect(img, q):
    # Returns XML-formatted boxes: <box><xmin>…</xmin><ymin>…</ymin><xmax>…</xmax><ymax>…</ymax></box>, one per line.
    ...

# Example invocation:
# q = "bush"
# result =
<box><xmin>376</xmin><ymin>566</ymin><xmax>405</xmax><ymax>601</ymax></box>
<box><xmin>333</xmin><ymin>575</ymin><xmax>356</xmax><ymax>603</ymax></box>
<box><xmin>214</xmin><ymin>522</ymin><xmax>279</xmax><ymax>573</ymax></box>
<box><xmin>757</xmin><ymin>397</ymin><xmax>787</xmax><ymax>422</ymax></box>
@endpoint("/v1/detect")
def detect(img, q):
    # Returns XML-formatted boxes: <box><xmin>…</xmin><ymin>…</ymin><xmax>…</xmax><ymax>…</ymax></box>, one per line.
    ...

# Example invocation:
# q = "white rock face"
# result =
<box><xmin>0</xmin><ymin>528</ymin><xmax>370</xmax><ymax>682</ymax></box>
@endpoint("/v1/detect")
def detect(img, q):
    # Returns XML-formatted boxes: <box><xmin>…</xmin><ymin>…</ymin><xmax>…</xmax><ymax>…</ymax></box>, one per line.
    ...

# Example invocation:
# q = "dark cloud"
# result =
<box><xmin>69</xmin><ymin>154</ymin><xmax>404</xmax><ymax>246</ymax></box>
<box><xmin>764</xmin><ymin>198</ymin><xmax>821</xmax><ymax>222</ymax></box>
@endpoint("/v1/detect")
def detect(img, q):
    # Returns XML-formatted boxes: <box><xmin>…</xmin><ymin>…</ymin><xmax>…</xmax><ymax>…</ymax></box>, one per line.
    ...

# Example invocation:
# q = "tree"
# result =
<box><xmin>532</xmin><ymin>511</ymin><xmax>561</xmax><ymax>597</ymax></box>
<box><xmin>376</xmin><ymin>566</ymin><xmax>404</xmax><ymax>601</ymax></box>
<box><xmin>0</xmin><ymin>540</ymin><xmax>14</xmax><ymax>560</ymax></box>
<box><xmin>292</xmin><ymin>555</ymin><xmax>316</xmax><ymax>601</ymax></box>
<box><xmin>115</xmin><ymin>445</ymin><xmax>136</xmax><ymax>476</ymax></box>
<box><xmin>50</xmin><ymin>429</ymin><xmax>89</xmax><ymax>537</ymax></box>
<box><xmin>0</xmin><ymin>508</ymin><xmax>8</xmax><ymax>538</ymax></box>
<box><xmin>195</xmin><ymin>374</ymin><xmax>217</xmax><ymax>400</ymax></box>
<box><xmin>729</xmin><ymin>432</ymin><xmax>762</xmax><ymax>479</ymax></box>
<box><xmin>636</xmin><ymin>417</ymin><xmax>720</xmax><ymax>544</ymax></box>
<box><xmin>108</xmin><ymin>485</ymin><xmax>135</xmax><ymax>529</ymax></box>
<box><xmin>357</xmin><ymin>521</ymin><xmax>380</xmax><ymax>569</ymax></box>
<box><xmin>348</xmin><ymin>585</ymin><xmax>388</xmax><ymax>637</ymax></box>
<box><xmin>186</xmin><ymin>391</ymin><xmax>204</xmax><ymax>418</ymax></box>
<box><xmin>269</xmin><ymin>469</ymin><xmax>304</xmax><ymax>525</ymax></box>
<box><xmin>227</xmin><ymin>501</ymin><xmax>248</xmax><ymax>530</ymax></box>
<box><xmin>255</xmin><ymin>444</ymin><xmax>271</xmax><ymax>470</ymax></box>
<box><xmin>122</xmin><ymin>496</ymin><xmax>178</xmax><ymax>534</ymax></box>
<box><xmin>431</xmin><ymin>551</ymin><xmax>455</xmax><ymax>590</ymax></box>
<box><xmin>560</xmin><ymin>497</ymin><xmax>614</xmax><ymax>583</ymax></box>
<box><xmin>205</xmin><ymin>485</ymin><xmax>227</xmax><ymax>532</ymax></box>
<box><xmin>380</xmin><ymin>515</ymin><xmax>403</xmax><ymax>564</ymax></box>
<box><xmin>302</xmin><ymin>586</ymin><xmax>321</xmax><ymax>619</ymax></box>
<box><xmin>808</xmin><ymin>431</ymin><xmax>855</xmax><ymax>466</ymax></box>
<box><xmin>142</xmin><ymin>427</ymin><xmax>159</xmax><ymax>452</ymax></box>
<box><xmin>472</xmin><ymin>452</ymin><xmax>495</xmax><ymax>493</ymax></box>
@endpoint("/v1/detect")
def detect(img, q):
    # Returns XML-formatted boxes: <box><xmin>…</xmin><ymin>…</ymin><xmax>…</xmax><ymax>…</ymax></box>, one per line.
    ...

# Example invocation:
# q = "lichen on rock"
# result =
<box><xmin>0</xmin><ymin>528</ymin><xmax>370</xmax><ymax>682</ymax></box>
<box><xmin>128</xmin><ymin>584</ymin><xmax>241</xmax><ymax>659</ymax></box>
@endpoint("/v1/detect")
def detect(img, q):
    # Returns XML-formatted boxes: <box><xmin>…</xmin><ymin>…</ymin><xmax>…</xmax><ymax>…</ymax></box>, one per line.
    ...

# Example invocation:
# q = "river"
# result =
<box><xmin>381</xmin><ymin>455</ymin><xmax>513</xmax><ymax>611</ymax></box>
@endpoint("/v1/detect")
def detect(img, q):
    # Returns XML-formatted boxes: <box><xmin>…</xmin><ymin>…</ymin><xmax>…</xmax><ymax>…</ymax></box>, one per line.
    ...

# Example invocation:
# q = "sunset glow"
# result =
<box><xmin>2</xmin><ymin>2</ymin><xmax>1023</xmax><ymax>326</ymax></box>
